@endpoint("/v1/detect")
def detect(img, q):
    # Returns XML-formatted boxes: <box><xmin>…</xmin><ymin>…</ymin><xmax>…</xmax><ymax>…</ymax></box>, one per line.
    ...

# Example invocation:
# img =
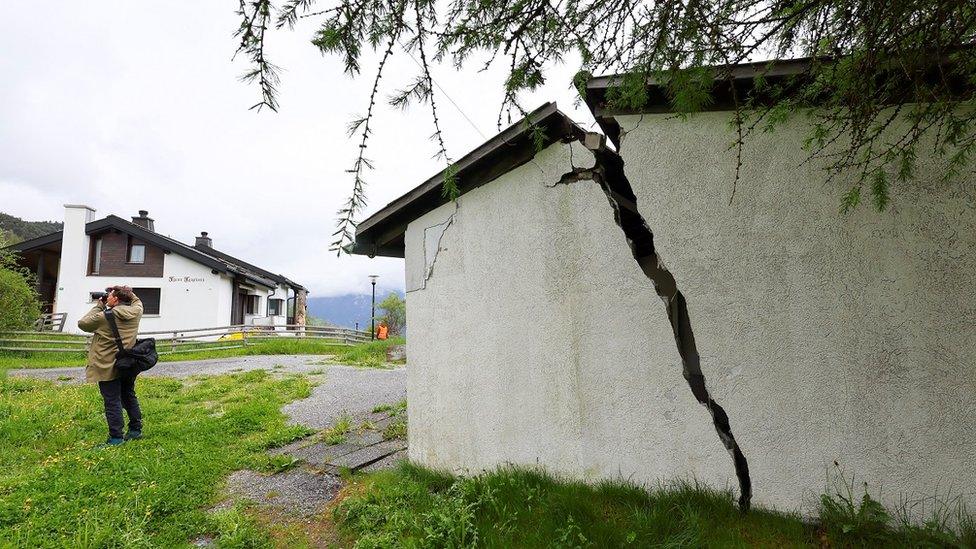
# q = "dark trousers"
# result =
<box><xmin>98</xmin><ymin>375</ymin><xmax>142</xmax><ymax>439</ymax></box>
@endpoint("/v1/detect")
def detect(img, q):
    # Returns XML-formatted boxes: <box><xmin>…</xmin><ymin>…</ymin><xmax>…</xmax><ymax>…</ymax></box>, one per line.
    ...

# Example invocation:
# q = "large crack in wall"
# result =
<box><xmin>557</xmin><ymin>139</ymin><xmax>753</xmax><ymax>511</ymax></box>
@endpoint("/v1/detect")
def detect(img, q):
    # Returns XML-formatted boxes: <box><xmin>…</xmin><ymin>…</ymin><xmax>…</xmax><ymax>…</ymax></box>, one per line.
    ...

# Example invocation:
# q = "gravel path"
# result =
<box><xmin>9</xmin><ymin>355</ymin><xmax>407</xmax><ymax>427</ymax></box>
<box><xmin>222</xmin><ymin>469</ymin><xmax>343</xmax><ymax>518</ymax></box>
<box><xmin>282</xmin><ymin>365</ymin><xmax>405</xmax><ymax>429</ymax></box>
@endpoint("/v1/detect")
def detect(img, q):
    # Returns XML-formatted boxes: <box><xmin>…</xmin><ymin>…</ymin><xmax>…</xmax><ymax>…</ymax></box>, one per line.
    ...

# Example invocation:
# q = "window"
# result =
<box><xmin>91</xmin><ymin>238</ymin><xmax>103</xmax><ymax>274</ymax></box>
<box><xmin>132</xmin><ymin>288</ymin><xmax>161</xmax><ymax>315</ymax></box>
<box><xmin>127</xmin><ymin>238</ymin><xmax>146</xmax><ymax>264</ymax></box>
<box><xmin>245</xmin><ymin>295</ymin><xmax>260</xmax><ymax>315</ymax></box>
<box><xmin>268</xmin><ymin>298</ymin><xmax>284</xmax><ymax>316</ymax></box>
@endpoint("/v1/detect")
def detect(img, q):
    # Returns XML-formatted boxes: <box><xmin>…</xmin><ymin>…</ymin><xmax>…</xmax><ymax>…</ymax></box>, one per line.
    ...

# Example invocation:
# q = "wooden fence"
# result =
<box><xmin>33</xmin><ymin>312</ymin><xmax>67</xmax><ymax>332</ymax></box>
<box><xmin>0</xmin><ymin>324</ymin><xmax>370</xmax><ymax>355</ymax></box>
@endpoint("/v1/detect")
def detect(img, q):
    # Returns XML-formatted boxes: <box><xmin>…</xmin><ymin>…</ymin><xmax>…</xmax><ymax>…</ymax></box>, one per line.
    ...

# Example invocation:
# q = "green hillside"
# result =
<box><xmin>0</xmin><ymin>212</ymin><xmax>62</xmax><ymax>244</ymax></box>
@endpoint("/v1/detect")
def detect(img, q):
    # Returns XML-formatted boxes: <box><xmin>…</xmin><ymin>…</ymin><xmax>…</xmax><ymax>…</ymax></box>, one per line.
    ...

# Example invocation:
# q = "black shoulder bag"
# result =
<box><xmin>105</xmin><ymin>308</ymin><xmax>158</xmax><ymax>375</ymax></box>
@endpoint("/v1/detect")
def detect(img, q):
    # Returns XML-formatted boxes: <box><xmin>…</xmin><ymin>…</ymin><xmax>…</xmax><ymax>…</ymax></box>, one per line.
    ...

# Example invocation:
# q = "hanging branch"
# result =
<box><xmin>234</xmin><ymin>0</ymin><xmax>280</xmax><ymax>112</ymax></box>
<box><xmin>328</xmin><ymin>1</ymin><xmax>406</xmax><ymax>255</ymax></box>
<box><xmin>276</xmin><ymin>0</ymin><xmax>318</xmax><ymax>29</ymax></box>
<box><xmin>413</xmin><ymin>1</ymin><xmax>458</xmax><ymax>199</ymax></box>
<box><xmin>237</xmin><ymin>0</ymin><xmax>976</xmax><ymax>226</ymax></box>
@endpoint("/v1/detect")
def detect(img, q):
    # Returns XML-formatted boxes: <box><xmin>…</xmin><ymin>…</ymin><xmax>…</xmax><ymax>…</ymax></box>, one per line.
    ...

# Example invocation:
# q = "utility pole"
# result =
<box><xmin>369</xmin><ymin>274</ymin><xmax>379</xmax><ymax>339</ymax></box>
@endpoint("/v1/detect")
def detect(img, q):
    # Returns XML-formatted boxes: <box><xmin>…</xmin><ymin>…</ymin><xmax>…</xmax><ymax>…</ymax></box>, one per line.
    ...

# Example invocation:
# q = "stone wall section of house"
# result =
<box><xmin>404</xmin><ymin>141</ymin><xmax>740</xmax><ymax>498</ymax></box>
<box><xmin>294</xmin><ymin>289</ymin><xmax>308</xmax><ymax>327</ymax></box>
<box><xmin>614</xmin><ymin>112</ymin><xmax>976</xmax><ymax>514</ymax></box>
<box><xmin>90</xmin><ymin>232</ymin><xmax>165</xmax><ymax>277</ymax></box>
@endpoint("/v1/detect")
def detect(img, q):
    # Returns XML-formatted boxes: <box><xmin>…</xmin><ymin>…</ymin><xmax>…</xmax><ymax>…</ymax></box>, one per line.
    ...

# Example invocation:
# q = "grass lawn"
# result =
<box><xmin>334</xmin><ymin>463</ymin><xmax>976</xmax><ymax>548</ymax></box>
<box><xmin>0</xmin><ymin>370</ymin><xmax>314</xmax><ymax>547</ymax></box>
<box><xmin>0</xmin><ymin>337</ymin><xmax>406</xmax><ymax>374</ymax></box>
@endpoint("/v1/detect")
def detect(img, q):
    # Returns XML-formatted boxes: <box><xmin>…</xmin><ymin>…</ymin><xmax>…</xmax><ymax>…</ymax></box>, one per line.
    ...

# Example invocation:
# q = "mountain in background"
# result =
<box><xmin>0</xmin><ymin>212</ymin><xmax>63</xmax><ymax>244</ymax></box>
<box><xmin>307</xmin><ymin>290</ymin><xmax>404</xmax><ymax>329</ymax></box>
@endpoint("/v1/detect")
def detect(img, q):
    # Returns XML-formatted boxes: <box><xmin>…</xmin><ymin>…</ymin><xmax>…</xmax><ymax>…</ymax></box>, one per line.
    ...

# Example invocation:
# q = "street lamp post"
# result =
<box><xmin>369</xmin><ymin>275</ymin><xmax>379</xmax><ymax>339</ymax></box>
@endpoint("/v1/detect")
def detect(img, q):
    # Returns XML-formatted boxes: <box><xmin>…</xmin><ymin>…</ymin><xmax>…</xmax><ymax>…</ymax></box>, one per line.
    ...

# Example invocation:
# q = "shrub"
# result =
<box><xmin>0</xmin><ymin>244</ymin><xmax>40</xmax><ymax>331</ymax></box>
<box><xmin>377</xmin><ymin>293</ymin><xmax>405</xmax><ymax>336</ymax></box>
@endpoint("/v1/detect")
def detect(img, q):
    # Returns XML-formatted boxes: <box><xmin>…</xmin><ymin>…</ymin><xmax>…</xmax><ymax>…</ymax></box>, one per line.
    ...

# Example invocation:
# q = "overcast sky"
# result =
<box><xmin>0</xmin><ymin>2</ymin><xmax>595</xmax><ymax>297</ymax></box>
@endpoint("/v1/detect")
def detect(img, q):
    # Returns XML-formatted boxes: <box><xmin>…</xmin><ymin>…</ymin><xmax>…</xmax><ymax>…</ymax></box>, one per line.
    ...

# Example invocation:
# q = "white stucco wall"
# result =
<box><xmin>243</xmin><ymin>283</ymin><xmax>291</xmax><ymax>329</ymax></box>
<box><xmin>403</xmin><ymin>118</ymin><xmax>976</xmax><ymax>516</ymax></box>
<box><xmin>60</xmin><ymin>251</ymin><xmax>233</xmax><ymax>334</ymax></box>
<box><xmin>613</xmin><ymin>112</ymin><xmax>976</xmax><ymax>514</ymax></box>
<box><xmin>405</xmin><ymin>141</ymin><xmax>735</xmax><ymax>496</ymax></box>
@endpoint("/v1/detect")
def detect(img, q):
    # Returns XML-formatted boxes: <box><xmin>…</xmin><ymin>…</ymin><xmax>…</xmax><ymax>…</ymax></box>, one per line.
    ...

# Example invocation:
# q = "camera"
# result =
<box><xmin>90</xmin><ymin>290</ymin><xmax>110</xmax><ymax>302</ymax></box>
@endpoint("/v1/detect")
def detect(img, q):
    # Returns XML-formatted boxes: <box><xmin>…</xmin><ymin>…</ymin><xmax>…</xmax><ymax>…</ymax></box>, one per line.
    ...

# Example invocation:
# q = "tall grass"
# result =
<box><xmin>329</xmin><ymin>337</ymin><xmax>406</xmax><ymax>368</ymax></box>
<box><xmin>336</xmin><ymin>463</ymin><xmax>812</xmax><ymax>547</ymax></box>
<box><xmin>0</xmin><ymin>370</ymin><xmax>313</xmax><ymax>546</ymax></box>
<box><xmin>335</xmin><ymin>463</ymin><xmax>976</xmax><ymax>548</ymax></box>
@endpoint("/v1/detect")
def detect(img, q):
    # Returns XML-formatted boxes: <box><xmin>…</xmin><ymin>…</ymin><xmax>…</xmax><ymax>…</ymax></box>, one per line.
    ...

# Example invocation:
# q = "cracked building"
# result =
<box><xmin>351</xmin><ymin>61</ymin><xmax>976</xmax><ymax>515</ymax></box>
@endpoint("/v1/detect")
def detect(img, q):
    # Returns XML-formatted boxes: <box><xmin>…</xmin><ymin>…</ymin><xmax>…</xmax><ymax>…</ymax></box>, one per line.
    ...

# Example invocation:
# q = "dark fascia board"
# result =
<box><xmin>352</xmin><ymin>102</ymin><xmax>585</xmax><ymax>258</ymax></box>
<box><xmin>584</xmin><ymin>53</ymin><xmax>972</xmax><ymax>146</ymax></box>
<box><xmin>227</xmin><ymin>268</ymin><xmax>278</xmax><ymax>289</ymax></box>
<box><xmin>280</xmin><ymin>277</ymin><xmax>308</xmax><ymax>293</ymax></box>
<box><xmin>584</xmin><ymin>57</ymin><xmax>819</xmax><ymax>146</ymax></box>
<box><xmin>87</xmin><ymin>216</ymin><xmax>229</xmax><ymax>272</ymax></box>
<box><xmin>194</xmin><ymin>244</ymin><xmax>307</xmax><ymax>291</ymax></box>
<box><xmin>5</xmin><ymin>230</ymin><xmax>64</xmax><ymax>252</ymax></box>
<box><xmin>87</xmin><ymin>216</ymin><xmax>280</xmax><ymax>289</ymax></box>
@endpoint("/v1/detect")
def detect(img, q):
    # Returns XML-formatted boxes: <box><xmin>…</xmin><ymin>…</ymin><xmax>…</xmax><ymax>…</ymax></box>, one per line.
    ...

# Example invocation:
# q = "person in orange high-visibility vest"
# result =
<box><xmin>376</xmin><ymin>322</ymin><xmax>389</xmax><ymax>340</ymax></box>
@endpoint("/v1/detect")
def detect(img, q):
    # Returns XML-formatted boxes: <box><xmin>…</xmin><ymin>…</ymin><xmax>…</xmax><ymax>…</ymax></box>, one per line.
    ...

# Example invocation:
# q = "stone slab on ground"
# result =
<box><xmin>319</xmin><ymin>441</ymin><xmax>363</xmax><ymax>463</ymax></box>
<box><xmin>224</xmin><ymin>467</ymin><xmax>342</xmax><ymax>517</ymax></box>
<box><xmin>325</xmin><ymin>440</ymin><xmax>407</xmax><ymax>473</ymax></box>
<box><xmin>360</xmin><ymin>449</ymin><xmax>408</xmax><ymax>472</ymax></box>
<box><xmin>347</xmin><ymin>430</ymin><xmax>384</xmax><ymax>447</ymax></box>
<box><xmin>269</xmin><ymin>440</ymin><xmax>333</xmax><ymax>464</ymax></box>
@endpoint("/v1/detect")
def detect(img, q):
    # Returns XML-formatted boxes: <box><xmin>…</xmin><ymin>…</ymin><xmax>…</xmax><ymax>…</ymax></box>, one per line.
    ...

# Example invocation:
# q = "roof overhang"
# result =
<box><xmin>352</xmin><ymin>102</ymin><xmax>585</xmax><ymax>258</ymax></box>
<box><xmin>585</xmin><ymin>53</ymin><xmax>973</xmax><ymax>147</ymax></box>
<box><xmin>584</xmin><ymin>57</ymin><xmax>819</xmax><ymax>147</ymax></box>
<box><xmin>6</xmin><ymin>231</ymin><xmax>64</xmax><ymax>253</ymax></box>
<box><xmin>193</xmin><ymin>243</ymin><xmax>306</xmax><ymax>291</ymax></box>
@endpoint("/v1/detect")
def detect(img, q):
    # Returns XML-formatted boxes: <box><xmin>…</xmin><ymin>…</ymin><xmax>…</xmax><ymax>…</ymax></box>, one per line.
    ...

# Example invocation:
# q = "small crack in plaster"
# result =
<box><xmin>407</xmin><ymin>201</ymin><xmax>459</xmax><ymax>294</ymax></box>
<box><xmin>552</xmin><ymin>139</ymin><xmax>753</xmax><ymax>511</ymax></box>
<box><xmin>616</xmin><ymin>114</ymin><xmax>645</xmax><ymax>145</ymax></box>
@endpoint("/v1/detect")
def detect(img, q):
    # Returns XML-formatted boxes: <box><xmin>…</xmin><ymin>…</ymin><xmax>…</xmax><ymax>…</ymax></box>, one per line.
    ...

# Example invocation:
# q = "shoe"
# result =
<box><xmin>96</xmin><ymin>437</ymin><xmax>125</xmax><ymax>448</ymax></box>
<box><xmin>124</xmin><ymin>430</ymin><xmax>142</xmax><ymax>440</ymax></box>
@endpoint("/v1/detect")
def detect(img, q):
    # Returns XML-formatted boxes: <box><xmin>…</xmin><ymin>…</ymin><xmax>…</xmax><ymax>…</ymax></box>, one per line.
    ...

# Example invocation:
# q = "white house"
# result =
<box><xmin>351</xmin><ymin>60</ymin><xmax>976</xmax><ymax>517</ymax></box>
<box><xmin>8</xmin><ymin>205</ymin><xmax>307</xmax><ymax>334</ymax></box>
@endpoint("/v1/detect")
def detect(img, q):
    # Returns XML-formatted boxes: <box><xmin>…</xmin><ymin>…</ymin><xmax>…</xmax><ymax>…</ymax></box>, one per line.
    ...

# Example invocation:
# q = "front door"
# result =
<box><xmin>232</xmin><ymin>291</ymin><xmax>246</xmax><ymax>325</ymax></box>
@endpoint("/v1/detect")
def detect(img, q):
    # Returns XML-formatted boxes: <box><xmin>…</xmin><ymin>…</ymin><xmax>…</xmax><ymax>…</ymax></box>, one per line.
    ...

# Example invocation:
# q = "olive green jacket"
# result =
<box><xmin>77</xmin><ymin>297</ymin><xmax>143</xmax><ymax>383</ymax></box>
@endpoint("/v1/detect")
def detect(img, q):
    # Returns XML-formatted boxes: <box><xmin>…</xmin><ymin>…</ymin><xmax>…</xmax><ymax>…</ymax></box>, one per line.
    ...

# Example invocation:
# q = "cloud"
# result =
<box><xmin>0</xmin><ymin>2</ymin><xmax>595</xmax><ymax>296</ymax></box>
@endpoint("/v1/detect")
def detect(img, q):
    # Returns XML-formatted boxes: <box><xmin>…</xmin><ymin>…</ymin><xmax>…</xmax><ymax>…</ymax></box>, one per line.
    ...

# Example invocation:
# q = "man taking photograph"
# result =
<box><xmin>78</xmin><ymin>286</ymin><xmax>144</xmax><ymax>446</ymax></box>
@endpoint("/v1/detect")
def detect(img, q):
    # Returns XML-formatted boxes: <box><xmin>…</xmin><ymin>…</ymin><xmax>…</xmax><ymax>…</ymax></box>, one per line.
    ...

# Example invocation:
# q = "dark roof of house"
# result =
<box><xmin>7</xmin><ymin>215</ymin><xmax>305</xmax><ymax>291</ymax></box>
<box><xmin>352</xmin><ymin>102</ymin><xmax>586</xmax><ymax>258</ymax></box>
<box><xmin>193</xmin><ymin>242</ymin><xmax>307</xmax><ymax>291</ymax></box>
<box><xmin>7</xmin><ymin>230</ymin><xmax>64</xmax><ymax>251</ymax></box>
<box><xmin>583</xmin><ymin>57</ymin><xmax>819</xmax><ymax>147</ymax></box>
